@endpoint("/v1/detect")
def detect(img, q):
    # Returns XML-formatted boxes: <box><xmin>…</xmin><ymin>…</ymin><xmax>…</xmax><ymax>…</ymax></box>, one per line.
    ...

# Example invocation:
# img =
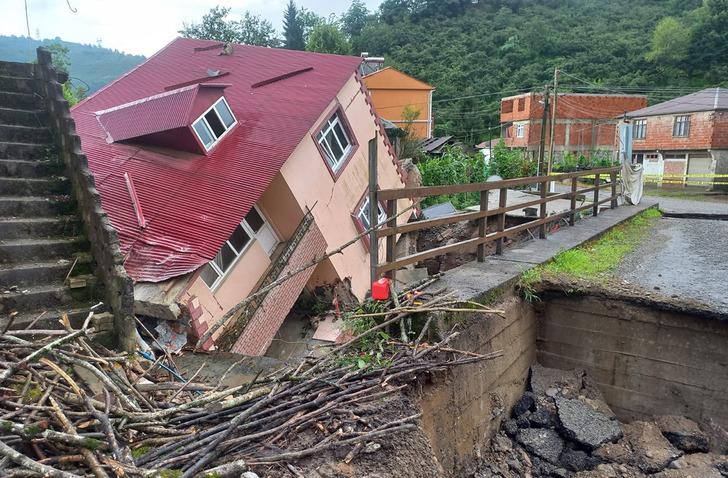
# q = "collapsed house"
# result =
<box><xmin>71</xmin><ymin>38</ymin><xmax>410</xmax><ymax>355</ymax></box>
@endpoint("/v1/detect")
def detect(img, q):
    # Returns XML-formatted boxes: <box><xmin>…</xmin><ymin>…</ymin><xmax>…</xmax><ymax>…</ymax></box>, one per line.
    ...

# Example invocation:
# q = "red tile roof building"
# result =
<box><xmin>73</xmin><ymin>38</ymin><xmax>409</xmax><ymax>353</ymax></box>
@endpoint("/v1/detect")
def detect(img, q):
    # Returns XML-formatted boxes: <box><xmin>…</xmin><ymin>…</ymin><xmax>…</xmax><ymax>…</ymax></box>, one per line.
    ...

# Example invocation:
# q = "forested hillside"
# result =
<box><xmin>348</xmin><ymin>0</ymin><xmax>728</xmax><ymax>143</ymax></box>
<box><xmin>0</xmin><ymin>36</ymin><xmax>145</xmax><ymax>93</ymax></box>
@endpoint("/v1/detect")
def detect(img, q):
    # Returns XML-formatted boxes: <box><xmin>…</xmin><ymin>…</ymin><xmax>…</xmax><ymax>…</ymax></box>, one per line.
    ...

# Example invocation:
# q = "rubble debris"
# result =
<box><xmin>516</xmin><ymin>428</ymin><xmax>565</xmax><ymax>463</ymax></box>
<box><xmin>656</xmin><ymin>415</ymin><xmax>710</xmax><ymax>453</ymax></box>
<box><xmin>556</xmin><ymin>397</ymin><xmax>623</xmax><ymax>449</ymax></box>
<box><xmin>473</xmin><ymin>365</ymin><xmax>728</xmax><ymax>477</ymax></box>
<box><xmin>0</xmin><ymin>280</ymin><xmax>505</xmax><ymax>477</ymax></box>
<box><xmin>619</xmin><ymin>421</ymin><xmax>683</xmax><ymax>473</ymax></box>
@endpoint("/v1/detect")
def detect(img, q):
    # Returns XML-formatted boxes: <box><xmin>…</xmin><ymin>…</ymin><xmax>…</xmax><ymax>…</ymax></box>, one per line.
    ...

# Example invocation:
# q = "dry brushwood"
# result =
<box><xmin>0</xmin><ymin>282</ymin><xmax>503</xmax><ymax>477</ymax></box>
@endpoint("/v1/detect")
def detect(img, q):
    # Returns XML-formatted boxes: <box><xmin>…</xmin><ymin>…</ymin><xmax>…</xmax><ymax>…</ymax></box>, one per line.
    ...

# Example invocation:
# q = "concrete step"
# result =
<box><xmin>0</xmin><ymin>158</ymin><xmax>62</xmax><ymax>178</ymax></box>
<box><xmin>0</xmin><ymin>62</ymin><xmax>33</xmax><ymax>78</ymax></box>
<box><xmin>0</xmin><ymin>177</ymin><xmax>70</xmax><ymax>196</ymax></box>
<box><xmin>0</xmin><ymin>91</ymin><xmax>41</xmax><ymax>110</ymax></box>
<box><xmin>0</xmin><ymin>75</ymin><xmax>35</xmax><ymax>94</ymax></box>
<box><xmin>0</xmin><ymin>254</ymin><xmax>93</xmax><ymax>288</ymax></box>
<box><xmin>0</xmin><ymin>124</ymin><xmax>52</xmax><ymax>143</ymax></box>
<box><xmin>0</xmin><ymin>142</ymin><xmax>51</xmax><ymax>160</ymax></box>
<box><xmin>0</xmin><ymin>107</ymin><xmax>46</xmax><ymax>127</ymax></box>
<box><xmin>0</xmin><ymin>216</ymin><xmax>82</xmax><ymax>239</ymax></box>
<box><xmin>0</xmin><ymin>278</ymin><xmax>98</xmax><ymax>316</ymax></box>
<box><xmin>0</xmin><ymin>236</ymin><xmax>89</xmax><ymax>264</ymax></box>
<box><xmin>0</xmin><ymin>306</ymin><xmax>110</xmax><ymax>338</ymax></box>
<box><xmin>0</xmin><ymin>196</ymin><xmax>76</xmax><ymax>218</ymax></box>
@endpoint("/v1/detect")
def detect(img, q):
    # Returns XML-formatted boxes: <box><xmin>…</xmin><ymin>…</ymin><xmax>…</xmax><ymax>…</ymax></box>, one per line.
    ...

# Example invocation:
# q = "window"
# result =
<box><xmin>516</xmin><ymin>123</ymin><xmax>525</xmax><ymax>138</ymax></box>
<box><xmin>200</xmin><ymin>206</ymin><xmax>271</xmax><ymax>289</ymax></box>
<box><xmin>673</xmin><ymin>115</ymin><xmax>690</xmax><ymax>137</ymax></box>
<box><xmin>316</xmin><ymin>111</ymin><xmax>353</xmax><ymax>173</ymax></box>
<box><xmin>502</xmin><ymin>100</ymin><xmax>514</xmax><ymax>114</ymax></box>
<box><xmin>356</xmin><ymin>195</ymin><xmax>387</xmax><ymax>230</ymax></box>
<box><xmin>633</xmin><ymin>119</ymin><xmax>646</xmax><ymax>140</ymax></box>
<box><xmin>192</xmin><ymin>97</ymin><xmax>236</xmax><ymax>151</ymax></box>
<box><xmin>517</xmin><ymin>97</ymin><xmax>525</xmax><ymax>111</ymax></box>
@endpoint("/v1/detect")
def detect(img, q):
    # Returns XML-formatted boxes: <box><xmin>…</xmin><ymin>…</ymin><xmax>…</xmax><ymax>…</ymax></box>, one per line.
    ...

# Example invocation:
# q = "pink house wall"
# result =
<box><xmin>280</xmin><ymin>73</ymin><xmax>409</xmax><ymax>299</ymax></box>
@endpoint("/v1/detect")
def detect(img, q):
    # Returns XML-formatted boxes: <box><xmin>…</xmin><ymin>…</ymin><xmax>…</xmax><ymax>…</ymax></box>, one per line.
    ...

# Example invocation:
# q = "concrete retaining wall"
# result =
<box><xmin>416</xmin><ymin>295</ymin><xmax>537</xmax><ymax>475</ymax></box>
<box><xmin>537</xmin><ymin>295</ymin><xmax>728</xmax><ymax>428</ymax></box>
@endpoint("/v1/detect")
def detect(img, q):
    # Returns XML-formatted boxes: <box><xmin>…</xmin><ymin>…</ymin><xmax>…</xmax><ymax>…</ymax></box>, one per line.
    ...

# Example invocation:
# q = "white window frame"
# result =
<box><xmin>356</xmin><ymin>195</ymin><xmax>387</xmax><ymax>230</ymax></box>
<box><xmin>316</xmin><ymin>112</ymin><xmax>353</xmax><ymax>172</ymax></box>
<box><xmin>515</xmin><ymin>123</ymin><xmax>525</xmax><ymax>138</ymax></box>
<box><xmin>633</xmin><ymin>119</ymin><xmax>647</xmax><ymax>140</ymax></box>
<box><xmin>201</xmin><ymin>205</ymin><xmax>271</xmax><ymax>290</ymax></box>
<box><xmin>192</xmin><ymin>96</ymin><xmax>237</xmax><ymax>152</ymax></box>
<box><xmin>673</xmin><ymin>115</ymin><xmax>690</xmax><ymax>138</ymax></box>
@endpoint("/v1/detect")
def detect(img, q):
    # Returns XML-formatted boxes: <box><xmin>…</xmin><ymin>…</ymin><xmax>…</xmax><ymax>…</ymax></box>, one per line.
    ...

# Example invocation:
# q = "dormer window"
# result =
<box><xmin>192</xmin><ymin>97</ymin><xmax>236</xmax><ymax>151</ymax></box>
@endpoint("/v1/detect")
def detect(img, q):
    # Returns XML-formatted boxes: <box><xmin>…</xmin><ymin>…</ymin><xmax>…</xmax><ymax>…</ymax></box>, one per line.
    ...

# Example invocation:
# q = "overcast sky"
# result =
<box><xmin>2</xmin><ymin>0</ymin><xmax>383</xmax><ymax>57</ymax></box>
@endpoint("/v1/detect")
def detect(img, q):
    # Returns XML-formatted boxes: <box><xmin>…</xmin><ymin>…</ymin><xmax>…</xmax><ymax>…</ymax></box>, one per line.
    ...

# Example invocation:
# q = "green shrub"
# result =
<box><xmin>418</xmin><ymin>145</ymin><xmax>487</xmax><ymax>208</ymax></box>
<box><xmin>489</xmin><ymin>139</ymin><xmax>536</xmax><ymax>180</ymax></box>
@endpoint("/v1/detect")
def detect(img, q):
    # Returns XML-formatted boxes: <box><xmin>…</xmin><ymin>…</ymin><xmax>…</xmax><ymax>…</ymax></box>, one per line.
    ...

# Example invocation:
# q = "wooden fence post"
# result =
<box><xmin>610</xmin><ymin>170</ymin><xmax>618</xmax><ymax>209</ymax></box>
<box><xmin>569</xmin><ymin>176</ymin><xmax>577</xmax><ymax>226</ymax></box>
<box><xmin>592</xmin><ymin>173</ymin><xmax>600</xmax><ymax>217</ymax></box>
<box><xmin>539</xmin><ymin>179</ymin><xmax>547</xmax><ymax>239</ymax></box>
<box><xmin>477</xmin><ymin>189</ymin><xmax>488</xmax><ymax>262</ymax></box>
<box><xmin>368</xmin><ymin>137</ymin><xmax>378</xmax><ymax>285</ymax></box>
<box><xmin>495</xmin><ymin>188</ymin><xmax>507</xmax><ymax>255</ymax></box>
<box><xmin>385</xmin><ymin>199</ymin><xmax>397</xmax><ymax>284</ymax></box>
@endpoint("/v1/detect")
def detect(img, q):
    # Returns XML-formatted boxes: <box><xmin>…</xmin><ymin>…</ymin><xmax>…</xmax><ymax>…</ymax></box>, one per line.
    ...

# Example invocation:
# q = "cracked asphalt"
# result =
<box><xmin>615</xmin><ymin>216</ymin><xmax>728</xmax><ymax>314</ymax></box>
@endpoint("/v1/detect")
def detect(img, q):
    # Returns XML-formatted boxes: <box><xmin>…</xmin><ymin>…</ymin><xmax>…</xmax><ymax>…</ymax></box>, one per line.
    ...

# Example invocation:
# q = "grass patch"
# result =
<box><xmin>519</xmin><ymin>208</ymin><xmax>662</xmax><ymax>296</ymax></box>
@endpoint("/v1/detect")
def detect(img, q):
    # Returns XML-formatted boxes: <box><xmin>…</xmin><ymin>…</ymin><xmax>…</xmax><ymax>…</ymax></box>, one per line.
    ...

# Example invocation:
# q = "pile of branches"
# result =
<box><xmin>0</xmin><ymin>283</ymin><xmax>503</xmax><ymax>477</ymax></box>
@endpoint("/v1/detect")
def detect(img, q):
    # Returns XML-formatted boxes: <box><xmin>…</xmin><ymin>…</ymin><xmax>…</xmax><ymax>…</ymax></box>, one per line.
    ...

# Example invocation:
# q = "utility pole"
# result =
<box><xmin>537</xmin><ymin>84</ymin><xmax>551</xmax><ymax>181</ymax></box>
<box><xmin>547</xmin><ymin>68</ymin><xmax>559</xmax><ymax>177</ymax></box>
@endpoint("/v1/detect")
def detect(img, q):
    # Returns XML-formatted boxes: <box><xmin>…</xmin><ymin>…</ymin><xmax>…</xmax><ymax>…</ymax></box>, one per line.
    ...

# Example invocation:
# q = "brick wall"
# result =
<box><xmin>230</xmin><ymin>221</ymin><xmax>327</xmax><ymax>356</ymax></box>
<box><xmin>711</xmin><ymin>111</ymin><xmax>728</xmax><ymax>148</ymax></box>
<box><xmin>632</xmin><ymin>111</ymin><xmax>715</xmax><ymax>151</ymax></box>
<box><xmin>502</xmin><ymin>93</ymin><xmax>643</xmax><ymax>152</ymax></box>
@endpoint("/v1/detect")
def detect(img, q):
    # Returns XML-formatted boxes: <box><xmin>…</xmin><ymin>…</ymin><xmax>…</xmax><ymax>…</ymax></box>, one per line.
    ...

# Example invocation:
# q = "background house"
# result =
<box><xmin>362</xmin><ymin>67</ymin><xmax>435</xmax><ymax>140</ymax></box>
<box><xmin>625</xmin><ymin>87</ymin><xmax>728</xmax><ymax>190</ymax></box>
<box><xmin>72</xmin><ymin>38</ymin><xmax>409</xmax><ymax>356</ymax></box>
<box><xmin>500</xmin><ymin>92</ymin><xmax>646</xmax><ymax>160</ymax></box>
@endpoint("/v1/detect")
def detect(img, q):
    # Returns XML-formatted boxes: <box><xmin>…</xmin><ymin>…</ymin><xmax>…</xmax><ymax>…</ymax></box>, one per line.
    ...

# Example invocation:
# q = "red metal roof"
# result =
<box><xmin>95</xmin><ymin>83</ymin><xmax>226</xmax><ymax>143</ymax></box>
<box><xmin>72</xmin><ymin>38</ymin><xmax>362</xmax><ymax>282</ymax></box>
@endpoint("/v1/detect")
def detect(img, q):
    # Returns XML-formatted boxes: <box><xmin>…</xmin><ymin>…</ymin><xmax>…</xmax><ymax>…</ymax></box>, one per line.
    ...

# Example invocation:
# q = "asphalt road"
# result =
<box><xmin>650</xmin><ymin>195</ymin><xmax>728</xmax><ymax>215</ymax></box>
<box><xmin>616</xmin><ymin>216</ymin><xmax>728</xmax><ymax>313</ymax></box>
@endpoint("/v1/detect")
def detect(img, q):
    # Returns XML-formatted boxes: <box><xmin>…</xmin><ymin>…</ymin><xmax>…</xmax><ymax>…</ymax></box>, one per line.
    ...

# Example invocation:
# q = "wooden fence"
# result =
<box><xmin>373</xmin><ymin>166</ymin><xmax>621</xmax><ymax>280</ymax></box>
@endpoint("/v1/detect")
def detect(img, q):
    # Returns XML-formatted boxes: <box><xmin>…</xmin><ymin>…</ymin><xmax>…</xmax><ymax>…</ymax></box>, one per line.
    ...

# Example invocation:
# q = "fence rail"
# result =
<box><xmin>374</xmin><ymin>166</ymin><xmax>621</xmax><ymax>279</ymax></box>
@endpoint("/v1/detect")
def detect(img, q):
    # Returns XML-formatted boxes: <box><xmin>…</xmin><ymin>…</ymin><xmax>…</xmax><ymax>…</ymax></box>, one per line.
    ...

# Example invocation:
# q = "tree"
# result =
<box><xmin>43</xmin><ymin>43</ymin><xmax>87</xmax><ymax>106</ymax></box>
<box><xmin>341</xmin><ymin>0</ymin><xmax>370</xmax><ymax>39</ymax></box>
<box><xmin>238</xmin><ymin>12</ymin><xmax>278</xmax><ymax>47</ymax></box>
<box><xmin>305</xmin><ymin>23</ymin><xmax>351</xmax><ymax>55</ymax></box>
<box><xmin>646</xmin><ymin>17</ymin><xmax>691</xmax><ymax>65</ymax></box>
<box><xmin>180</xmin><ymin>6</ymin><xmax>240</xmax><ymax>43</ymax></box>
<box><xmin>283</xmin><ymin>0</ymin><xmax>305</xmax><ymax>50</ymax></box>
<box><xmin>179</xmin><ymin>6</ymin><xmax>277</xmax><ymax>47</ymax></box>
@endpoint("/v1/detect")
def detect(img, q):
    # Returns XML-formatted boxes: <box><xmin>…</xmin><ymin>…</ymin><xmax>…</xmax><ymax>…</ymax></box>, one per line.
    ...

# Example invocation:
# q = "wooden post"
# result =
<box><xmin>477</xmin><ymin>189</ymin><xmax>489</xmax><ymax>262</ymax></box>
<box><xmin>385</xmin><ymin>199</ymin><xmax>397</xmax><ymax>283</ymax></box>
<box><xmin>495</xmin><ymin>188</ymin><xmax>507</xmax><ymax>255</ymax></box>
<box><xmin>592</xmin><ymin>173</ymin><xmax>600</xmax><ymax>217</ymax></box>
<box><xmin>610</xmin><ymin>170</ymin><xmax>618</xmax><ymax>209</ymax></box>
<box><xmin>569</xmin><ymin>176</ymin><xmax>577</xmax><ymax>226</ymax></box>
<box><xmin>539</xmin><ymin>179</ymin><xmax>548</xmax><ymax>239</ymax></box>
<box><xmin>368</xmin><ymin>136</ymin><xmax>378</xmax><ymax>286</ymax></box>
<box><xmin>537</xmin><ymin>85</ymin><xmax>551</xmax><ymax>179</ymax></box>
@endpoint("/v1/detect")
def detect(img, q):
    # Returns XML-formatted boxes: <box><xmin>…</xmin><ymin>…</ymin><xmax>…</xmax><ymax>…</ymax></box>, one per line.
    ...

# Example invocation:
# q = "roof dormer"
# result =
<box><xmin>94</xmin><ymin>83</ymin><xmax>235</xmax><ymax>154</ymax></box>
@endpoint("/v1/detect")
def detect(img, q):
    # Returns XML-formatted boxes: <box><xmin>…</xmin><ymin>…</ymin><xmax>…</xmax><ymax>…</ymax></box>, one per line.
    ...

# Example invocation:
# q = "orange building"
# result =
<box><xmin>362</xmin><ymin>67</ymin><xmax>435</xmax><ymax>139</ymax></box>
